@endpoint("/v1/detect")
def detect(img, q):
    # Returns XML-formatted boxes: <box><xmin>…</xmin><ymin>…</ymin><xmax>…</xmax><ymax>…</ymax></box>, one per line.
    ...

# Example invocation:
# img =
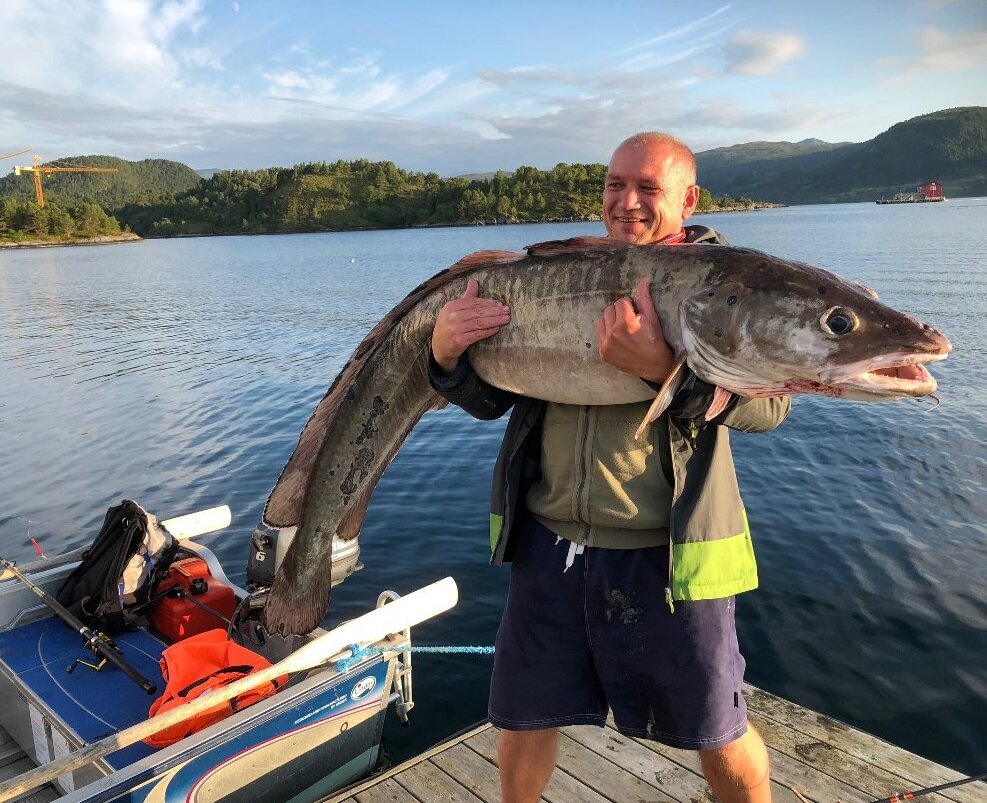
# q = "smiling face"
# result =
<box><xmin>603</xmin><ymin>136</ymin><xmax>700</xmax><ymax>244</ymax></box>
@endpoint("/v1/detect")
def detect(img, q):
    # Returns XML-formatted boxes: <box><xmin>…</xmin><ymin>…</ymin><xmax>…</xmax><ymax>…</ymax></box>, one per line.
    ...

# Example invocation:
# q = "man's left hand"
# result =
<box><xmin>595</xmin><ymin>278</ymin><xmax>675</xmax><ymax>383</ymax></box>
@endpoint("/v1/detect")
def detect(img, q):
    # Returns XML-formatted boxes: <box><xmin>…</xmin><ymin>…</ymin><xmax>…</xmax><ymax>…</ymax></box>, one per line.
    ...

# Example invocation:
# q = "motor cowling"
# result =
<box><xmin>246</xmin><ymin>523</ymin><xmax>363</xmax><ymax>592</ymax></box>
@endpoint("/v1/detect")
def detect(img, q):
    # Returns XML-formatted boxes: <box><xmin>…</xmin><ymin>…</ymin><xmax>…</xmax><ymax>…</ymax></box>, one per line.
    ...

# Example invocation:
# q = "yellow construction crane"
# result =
<box><xmin>1</xmin><ymin>146</ymin><xmax>33</xmax><ymax>161</ymax></box>
<box><xmin>13</xmin><ymin>155</ymin><xmax>118</xmax><ymax>208</ymax></box>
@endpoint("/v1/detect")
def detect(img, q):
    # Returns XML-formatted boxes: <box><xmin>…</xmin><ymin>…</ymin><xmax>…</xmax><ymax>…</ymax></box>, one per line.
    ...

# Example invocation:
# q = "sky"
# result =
<box><xmin>0</xmin><ymin>0</ymin><xmax>985</xmax><ymax>176</ymax></box>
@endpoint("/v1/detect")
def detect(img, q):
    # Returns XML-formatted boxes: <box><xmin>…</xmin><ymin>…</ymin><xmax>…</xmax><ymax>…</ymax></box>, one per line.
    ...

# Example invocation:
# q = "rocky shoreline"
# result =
<box><xmin>0</xmin><ymin>232</ymin><xmax>143</xmax><ymax>250</ymax></box>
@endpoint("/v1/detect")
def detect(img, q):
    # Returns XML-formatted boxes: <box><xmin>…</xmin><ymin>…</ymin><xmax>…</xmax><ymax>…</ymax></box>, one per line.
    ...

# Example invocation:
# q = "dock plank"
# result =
<box><xmin>466</xmin><ymin>724</ymin><xmax>612</xmax><ymax>803</ymax></box>
<box><xmin>353</xmin><ymin>776</ymin><xmax>420</xmax><ymax>802</ymax></box>
<box><xmin>429</xmin><ymin>742</ymin><xmax>501</xmax><ymax>802</ymax></box>
<box><xmin>555</xmin><ymin>730</ymin><xmax>679</xmax><ymax>802</ymax></box>
<box><xmin>0</xmin><ymin>731</ymin><xmax>23</xmax><ymax>771</ymax></box>
<box><xmin>394</xmin><ymin>760</ymin><xmax>485</xmax><ymax>803</ymax></box>
<box><xmin>564</xmin><ymin>724</ymin><xmax>712</xmax><ymax>801</ymax></box>
<box><xmin>746</xmin><ymin>687</ymin><xmax>985</xmax><ymax>803</ymax></box>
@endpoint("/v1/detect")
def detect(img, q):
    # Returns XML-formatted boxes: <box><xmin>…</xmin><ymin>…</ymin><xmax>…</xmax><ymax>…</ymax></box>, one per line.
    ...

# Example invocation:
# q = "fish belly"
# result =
<box><xmin>467</xmin><ymin>286</ymin><xmax>657</xmax><ymax>405</ymax></box>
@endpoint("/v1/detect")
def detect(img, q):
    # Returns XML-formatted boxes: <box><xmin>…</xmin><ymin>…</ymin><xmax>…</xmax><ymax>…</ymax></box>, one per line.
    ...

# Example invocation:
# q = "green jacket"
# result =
<box><xmin>428</xmin><ymin>226</ymin><xmax>791</xmax><ymax>604</ymax></box>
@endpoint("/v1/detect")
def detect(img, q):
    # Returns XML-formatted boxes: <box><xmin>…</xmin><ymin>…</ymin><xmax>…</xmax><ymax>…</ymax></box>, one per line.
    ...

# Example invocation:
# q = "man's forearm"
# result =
<box><xmin>427</xmin><ymin>351</ymin><xmax>516</xmax><ymax>421</ymax></box>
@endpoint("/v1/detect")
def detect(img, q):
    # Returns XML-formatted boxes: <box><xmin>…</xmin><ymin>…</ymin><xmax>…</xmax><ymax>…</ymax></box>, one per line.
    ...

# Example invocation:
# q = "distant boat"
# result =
<box><xmin>876</xmin><ymin>180</ymin><xmax>946</xmax><ymax>204</ymax></box>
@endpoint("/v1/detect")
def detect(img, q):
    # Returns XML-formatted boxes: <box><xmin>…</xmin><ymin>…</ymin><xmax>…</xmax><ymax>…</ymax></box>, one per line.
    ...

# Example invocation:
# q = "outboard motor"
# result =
<box><xmin>240</xmin><ymin>523</ymin><xmax>364</xmax><ymax>653</ymax></box>
<box><xmin>246</xmin><ymin>523</ymin><xmax>363</xmax><ymax>593</ymax></box>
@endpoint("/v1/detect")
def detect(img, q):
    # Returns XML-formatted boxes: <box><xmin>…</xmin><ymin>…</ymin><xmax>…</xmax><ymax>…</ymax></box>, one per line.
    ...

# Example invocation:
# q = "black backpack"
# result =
<box><xmin>56</xmin><ymin>500</ymin><xmax>178</xmax><ymax>633</ymax></box>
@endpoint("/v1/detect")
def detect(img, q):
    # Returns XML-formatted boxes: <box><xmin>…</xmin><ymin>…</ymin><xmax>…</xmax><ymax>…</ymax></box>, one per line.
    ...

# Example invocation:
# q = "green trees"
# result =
<box><xmin>105</xmin><ymin>157</ymin><xmax>771</xmax><ymax>236</ymax></box>
<box><xmin>0</xmin><ymin>199</ymin><xmax>122</xmax><ymax>242</ymax></box>
<box><xmin>0</xmin><ymin>155</ymin><xmax>776</xmax><ymax>242</ymax></box>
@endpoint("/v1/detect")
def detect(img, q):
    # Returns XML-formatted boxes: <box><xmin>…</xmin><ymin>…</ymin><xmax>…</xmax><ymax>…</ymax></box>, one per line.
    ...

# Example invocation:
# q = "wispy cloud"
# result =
<box><xmin>875</xmin><ymin>23</ymin><xmax>987</xmax><ymax>79</ymax></box>
<box><xmin>475</xmin><ymin>67</ymin><xmax>586</xmax><ymax>88</ymax></box>
<box><xmin>260</xmin><ymin>56</ymin><xmax>449</xmax><ymax>116</ymax></box>
<box><xmin>625</xmin><ymin>4</ymin><xmax>732</xmax><ymax>52</ymax></box>
<box><xmin>723</xmin><ymin>30</ymin><xmax>806</xmax><ymax>76</ymax></box>
<box><xmin>917</xmin><ymin>24</ymin><xmax>987</xmax><ymax>69</ymax></box>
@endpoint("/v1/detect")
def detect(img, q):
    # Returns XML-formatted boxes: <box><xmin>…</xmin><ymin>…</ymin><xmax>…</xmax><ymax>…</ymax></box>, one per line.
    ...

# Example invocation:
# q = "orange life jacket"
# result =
<box><xmin>145</xmin><ymin>629</ymin><xmax>287</xmax><ymax>747</ymax></box>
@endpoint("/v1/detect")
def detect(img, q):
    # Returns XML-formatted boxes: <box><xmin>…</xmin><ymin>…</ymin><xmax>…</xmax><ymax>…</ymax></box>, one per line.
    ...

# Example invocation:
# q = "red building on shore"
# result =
<box><xmin>876</xmin><ymin>181</ymin><xmax>946</xmax><ymax>204</ymax></box>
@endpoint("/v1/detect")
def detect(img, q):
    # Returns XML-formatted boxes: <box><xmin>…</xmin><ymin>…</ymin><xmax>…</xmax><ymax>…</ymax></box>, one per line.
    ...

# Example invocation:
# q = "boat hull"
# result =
<box><xmin>0</xmin><ymin>541</ymin><xmax>401</xmax><ymax>803</ymax></box>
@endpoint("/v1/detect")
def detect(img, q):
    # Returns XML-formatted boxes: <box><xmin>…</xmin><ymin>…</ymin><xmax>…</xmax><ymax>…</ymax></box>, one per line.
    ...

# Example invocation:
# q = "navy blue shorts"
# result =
<box><xmin>488</xmin><ymin>516</ymin><xmax>749</xmax><ymax>750</ymax></box>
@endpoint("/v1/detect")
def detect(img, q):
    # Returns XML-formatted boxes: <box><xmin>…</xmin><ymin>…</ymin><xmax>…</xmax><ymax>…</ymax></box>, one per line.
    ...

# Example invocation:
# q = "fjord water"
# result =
<box><xmin>1</xmin><ymin>200</ymin><xmax>985</xmax><ymax>775</ymax></box>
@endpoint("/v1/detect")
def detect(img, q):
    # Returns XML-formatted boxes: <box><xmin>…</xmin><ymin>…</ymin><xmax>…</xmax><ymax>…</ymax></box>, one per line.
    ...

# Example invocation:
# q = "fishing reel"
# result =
<box><xmin>66</xmin><ymin>630</ymin><xmax>119</xmax><ymax>675</ymax></box>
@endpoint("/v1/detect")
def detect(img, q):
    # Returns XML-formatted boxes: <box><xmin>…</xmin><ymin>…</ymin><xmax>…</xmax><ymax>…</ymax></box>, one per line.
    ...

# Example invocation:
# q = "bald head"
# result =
<box><xmin>603</xmin><ymin>131</ymin><xmax>701</xmax><ymax>244</ymax></box>
<box><xmin>611</xmin><ymin>132</ymin><xmax>697</xmax><ymax>189</ymax></box>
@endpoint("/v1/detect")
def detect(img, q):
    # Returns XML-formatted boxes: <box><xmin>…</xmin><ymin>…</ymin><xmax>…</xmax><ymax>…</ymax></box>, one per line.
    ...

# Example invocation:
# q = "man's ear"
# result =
<box><xmin>682</xmin><ymin>184</ymin><xmax>700</xmax><ymax>220</ymax></box>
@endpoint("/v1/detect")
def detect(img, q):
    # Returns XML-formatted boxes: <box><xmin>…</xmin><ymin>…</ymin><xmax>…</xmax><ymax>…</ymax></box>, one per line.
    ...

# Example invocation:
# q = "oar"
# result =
<box><xmin>160</xmin><ymin>505</ymin><xmax>232</xmax><ymax>540</ymax></box>
<box><xmin>0</xmin><ymin>576</ymin><xmax>458</xmax><ymax>802</ymax></box>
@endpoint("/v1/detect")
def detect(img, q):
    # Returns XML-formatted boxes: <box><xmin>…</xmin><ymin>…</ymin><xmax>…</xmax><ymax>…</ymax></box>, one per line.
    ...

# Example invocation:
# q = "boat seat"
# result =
<box><xmin>0</xmin><ymin>617</ymin><xmax>166</xmax><ymax>769</ymax></box>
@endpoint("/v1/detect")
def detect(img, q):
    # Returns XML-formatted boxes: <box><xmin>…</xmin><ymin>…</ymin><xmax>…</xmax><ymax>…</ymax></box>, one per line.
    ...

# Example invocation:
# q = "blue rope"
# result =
<box><xmin>335</xmin><ymin>644</ymin><xmax>494</xmax><ymax>672</ymax></box>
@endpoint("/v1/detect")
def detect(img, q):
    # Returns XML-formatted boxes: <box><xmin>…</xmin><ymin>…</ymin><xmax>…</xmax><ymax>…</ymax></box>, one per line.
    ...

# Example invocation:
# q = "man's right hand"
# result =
<box><xmin>431</xmin><ymin>279</ymin><xmax>511</xmax><ymax>374</ymax></box>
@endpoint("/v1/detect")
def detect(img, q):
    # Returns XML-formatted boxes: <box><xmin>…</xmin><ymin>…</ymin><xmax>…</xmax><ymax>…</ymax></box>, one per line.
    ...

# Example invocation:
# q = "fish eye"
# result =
<box><xmin>820</xmin><ymin>306</ymin><xmax>859</xmax><ymax>336</ymax></box>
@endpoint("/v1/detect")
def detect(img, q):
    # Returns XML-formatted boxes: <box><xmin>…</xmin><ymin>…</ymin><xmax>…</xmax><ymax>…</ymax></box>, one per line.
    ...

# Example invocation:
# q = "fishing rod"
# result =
<box><xmin>867</xmin><ymin>771</ymin><xmax>987</xmax><ymax>803</ymax></box>
<box><xmin>0</xmin><ymin>556</ymin><xmax>157</xmax><ymax>695</ymax></box>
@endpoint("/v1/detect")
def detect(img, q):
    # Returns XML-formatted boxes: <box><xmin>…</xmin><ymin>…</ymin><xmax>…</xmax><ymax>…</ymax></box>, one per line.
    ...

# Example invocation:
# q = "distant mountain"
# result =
<box><xmin>698</xmin><ymin>137</ymin><xmax>853</xmax><ymax>170</ymax></box>
<box><xmin>696</xmin><ymin>107</ymin><xmax>987</xmax><ymax>203</ymax></box>
<box><xmin>0</xmin><ymin>156</ymin><xmax>202</xmax><ymax>208</ymax></box>
<box><xmin>195</xmin><ymin>168</ymin><xmax>223</xmax><ymax>179</ymax></box>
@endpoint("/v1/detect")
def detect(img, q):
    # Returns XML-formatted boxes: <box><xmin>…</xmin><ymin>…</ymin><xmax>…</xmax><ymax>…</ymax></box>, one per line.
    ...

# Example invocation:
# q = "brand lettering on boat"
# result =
<box><xmin>350</xmin><ymin>676</ymin><xmax>376</xmax><ymax>700</ymax></box>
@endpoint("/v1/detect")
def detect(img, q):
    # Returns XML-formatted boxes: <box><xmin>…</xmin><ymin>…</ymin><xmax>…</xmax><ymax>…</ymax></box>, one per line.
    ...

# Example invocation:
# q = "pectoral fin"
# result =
<box><xmin>635</xmin><ymin>358</ymin><xmax>687</xmax><ymax>440</ymax></box>
<box><xmin>704</xmin><ymin>386</ymin><xmax>735</xmax><ymax>421</ymax></box>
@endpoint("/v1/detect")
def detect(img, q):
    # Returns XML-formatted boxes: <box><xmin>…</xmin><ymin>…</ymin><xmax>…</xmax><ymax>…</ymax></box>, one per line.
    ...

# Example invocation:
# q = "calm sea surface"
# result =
<box><xmin>1</xmin><ymin>201</ymin><xmax>985</xmax><ymax>775</ymax></box>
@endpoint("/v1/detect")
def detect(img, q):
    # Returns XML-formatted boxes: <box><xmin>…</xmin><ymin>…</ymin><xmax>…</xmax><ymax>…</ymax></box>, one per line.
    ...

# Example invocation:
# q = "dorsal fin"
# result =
<box><xmin>524</xmin><ymin>236</ymin><xmax>627</xmax><ymax>257</ymax></box>
<box><xmin>448</xmin><ymin>249</ymin><xmax>526</xmax><ymax>270</ymax></box>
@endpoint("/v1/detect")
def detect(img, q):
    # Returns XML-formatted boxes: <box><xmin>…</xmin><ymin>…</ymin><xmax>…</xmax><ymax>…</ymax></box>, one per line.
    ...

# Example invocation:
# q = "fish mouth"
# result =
<box><xmin>822</xmin><ymin>351</ymin><xmax>949</xmax><ymax>398</ymax></box>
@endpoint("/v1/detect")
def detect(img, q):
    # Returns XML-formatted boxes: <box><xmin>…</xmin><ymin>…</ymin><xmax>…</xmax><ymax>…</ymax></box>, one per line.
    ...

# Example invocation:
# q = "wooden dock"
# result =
<box><xmin>326</xmin><ymin>685</ymin><xmax>984</xmax><ymax>803</ymax></box>
<box><xmin>0</xmin><ymin>730</ymin><xmax>57</xmax><ymax>802</ymax></box>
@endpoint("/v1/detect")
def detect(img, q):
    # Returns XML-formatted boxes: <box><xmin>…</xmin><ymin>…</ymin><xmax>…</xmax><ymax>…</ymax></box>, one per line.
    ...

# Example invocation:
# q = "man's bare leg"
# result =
<box><xmin>699</xmin><ymin>725</ymin><xmax>772</xmax><ymax>803</ymax></box>
<box><xmin>498</xmin><ymin>727</ymin><xmax>559</xmax><ymax>803</ymax></box>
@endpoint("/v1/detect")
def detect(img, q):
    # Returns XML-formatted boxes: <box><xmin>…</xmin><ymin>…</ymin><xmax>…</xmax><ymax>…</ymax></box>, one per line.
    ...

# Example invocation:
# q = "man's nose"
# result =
<box><xmin>622</xmin><ymin>188</ymin><xmax>640</xmax><ymax>209</ymax></box>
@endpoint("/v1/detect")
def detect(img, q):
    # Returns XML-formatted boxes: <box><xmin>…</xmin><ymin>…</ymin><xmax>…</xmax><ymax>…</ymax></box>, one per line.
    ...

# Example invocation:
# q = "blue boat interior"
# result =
<box><xmin>0</xmin><ymin>617</ymin><xmax>166</xmax><ymax>768</ymax></box>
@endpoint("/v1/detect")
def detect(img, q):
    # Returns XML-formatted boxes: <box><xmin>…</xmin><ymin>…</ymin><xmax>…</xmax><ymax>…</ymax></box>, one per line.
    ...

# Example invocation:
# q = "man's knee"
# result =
<box><xmin>499</xmin><ymin>727</ymin><xmax>559</xmax><ymax>757</ymax></box>
<box><xmin>498</xmin><ymin>728</ymin><xmax>560</xmax><ymax>803</ymax></box>
<box><xmin>699</xmin><ymin>726</ymin><xmax>770</xmax><ymax>788</ymax></box>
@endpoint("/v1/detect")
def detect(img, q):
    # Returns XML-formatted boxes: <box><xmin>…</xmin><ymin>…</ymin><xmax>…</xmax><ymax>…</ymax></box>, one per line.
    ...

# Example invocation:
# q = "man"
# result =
<box><xmin>428</xmin><ymin>132</ymin><xmax>790</xmax><ymax>803</ymax></box>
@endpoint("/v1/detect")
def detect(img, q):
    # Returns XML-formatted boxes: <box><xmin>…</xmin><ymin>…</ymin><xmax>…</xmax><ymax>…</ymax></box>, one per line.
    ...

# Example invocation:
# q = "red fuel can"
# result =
<box><xmin>149</xmin><ymin>558</ymin><xmax>236</xmax><ymax>642</ymax></box>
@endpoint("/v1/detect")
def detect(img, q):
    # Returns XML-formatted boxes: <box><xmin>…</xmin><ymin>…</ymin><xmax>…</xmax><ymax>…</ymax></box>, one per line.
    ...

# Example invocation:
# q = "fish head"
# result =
<box><xmin>677</xmin><ymin>260</ymin><xmax>952</xmax><ymax>401</ymax></box>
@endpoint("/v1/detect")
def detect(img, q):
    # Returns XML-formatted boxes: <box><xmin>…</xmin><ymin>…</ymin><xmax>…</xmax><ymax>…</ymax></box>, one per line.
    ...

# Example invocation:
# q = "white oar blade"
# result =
<box><xmin>160</xmin><ymin>505</ymin><xmax>232</xmax><ymax>540</ymax></box>
<box><xmin>283</xmin><ymin>575</ymin><xmax>458</xmax><ymax>674</ymax></box>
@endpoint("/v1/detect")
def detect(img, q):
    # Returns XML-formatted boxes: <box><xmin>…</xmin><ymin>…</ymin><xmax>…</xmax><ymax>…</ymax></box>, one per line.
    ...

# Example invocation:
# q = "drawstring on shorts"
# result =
<box><xmin>557</xmin><ymin>536</ymin><xmax>585</xmax><ymax>572</ymax></box>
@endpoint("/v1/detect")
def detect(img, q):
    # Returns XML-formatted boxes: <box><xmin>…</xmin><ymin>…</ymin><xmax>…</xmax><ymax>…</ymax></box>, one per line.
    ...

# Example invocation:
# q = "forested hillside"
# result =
<box><xmin>0</xmin><ymin>156</ymin><xmax>202</xmax><ymax>208</ymax></box>
<box><xmin>114</xmin><ymin>160</ymin><xmax>610</xmax><ymax>235</ymax></box>
<box><xmin>695</xmin><ymin>107</ymin><xmax>987</xmax><ymax>203</ymax></box>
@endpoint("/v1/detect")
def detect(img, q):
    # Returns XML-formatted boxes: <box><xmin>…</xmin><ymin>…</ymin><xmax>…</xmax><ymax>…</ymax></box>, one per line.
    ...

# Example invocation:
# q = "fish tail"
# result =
<box><xmin>261</xmin><ymin>569</ymin><xmax>332</xmax><ymax>637</ymax></box>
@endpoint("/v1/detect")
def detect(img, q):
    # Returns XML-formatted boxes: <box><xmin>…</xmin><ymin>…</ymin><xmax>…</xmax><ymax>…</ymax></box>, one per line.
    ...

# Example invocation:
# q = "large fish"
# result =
<box><xmin>260</xmin><ymin>237</ymin><xmax>951</xmax><ymax>636</ymax></box>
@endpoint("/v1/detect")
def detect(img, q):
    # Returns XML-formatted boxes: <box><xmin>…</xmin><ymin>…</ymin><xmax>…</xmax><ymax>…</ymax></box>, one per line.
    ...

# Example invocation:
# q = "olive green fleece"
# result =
<box><xmin>526</xmin><ymin>400</ymin><xmax>672</xmax><ymax>548</ymax></box>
